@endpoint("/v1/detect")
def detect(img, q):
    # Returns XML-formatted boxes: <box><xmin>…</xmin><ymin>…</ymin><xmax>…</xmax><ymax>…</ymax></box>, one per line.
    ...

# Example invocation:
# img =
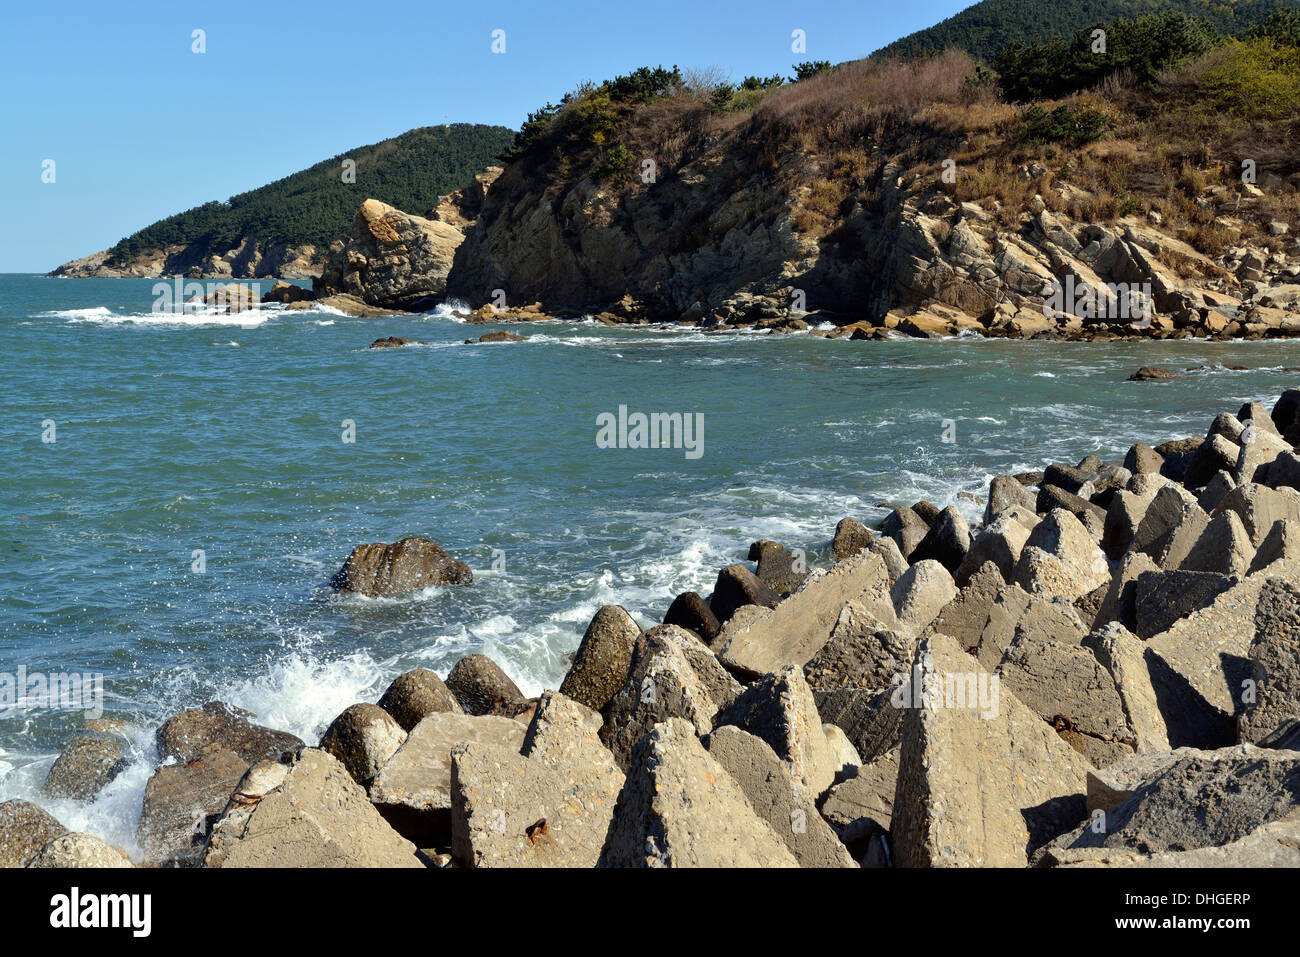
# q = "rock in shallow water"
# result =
<box><xmin>155</xmin><ymin>700</ymin><xmax>303</xmax><ymax>765</ymax></box>
<box><xmin>330</xmin><ymin>536</ymin><xmax>472</xmax><ymax>597</ymax></box>
<box><xmin>41</xmin><ymin>731</ymin><xmax>128</xmax><ymax>802</ymax></box>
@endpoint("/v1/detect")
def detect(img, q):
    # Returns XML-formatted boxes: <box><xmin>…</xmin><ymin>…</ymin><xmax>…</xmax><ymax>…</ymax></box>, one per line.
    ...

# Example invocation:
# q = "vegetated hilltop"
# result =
<box><xmin>445</xmin><ymin>10</ymin><xmax>1300</xmax><ymax>339</ymax></box>
<box><xmin>871</xmin><ymin>0</ymin><xmax>1296</xmax><ymax>62</ymax></box>
<box><xmin>49</xmin><ymin>124</ymin><xmax>515</xmax><ymax>279</ymax></box>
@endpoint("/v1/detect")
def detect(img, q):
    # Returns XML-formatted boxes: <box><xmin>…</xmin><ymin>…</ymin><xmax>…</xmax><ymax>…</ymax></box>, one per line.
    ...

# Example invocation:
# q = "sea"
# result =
<box><xmin>3</xmin><ymin>272</ymin><xmax>1298</xmax><ymax>855</ymax></box>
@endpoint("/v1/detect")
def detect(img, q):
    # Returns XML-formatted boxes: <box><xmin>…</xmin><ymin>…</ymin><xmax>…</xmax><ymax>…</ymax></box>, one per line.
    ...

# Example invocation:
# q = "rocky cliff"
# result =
<box><xmin>442</xmin><ymin>124</ymin><xmax>1298</xmax><ymax>339</ymax></box>
<box><xmin>312</xmin><ymin>169</ymin><xmax>503</xmax><ymax>311</ymax></box>
<box><xmin>432</xmin><ymin>50</ymin><xmax>1300</xmax><ymax>338</ymax></box>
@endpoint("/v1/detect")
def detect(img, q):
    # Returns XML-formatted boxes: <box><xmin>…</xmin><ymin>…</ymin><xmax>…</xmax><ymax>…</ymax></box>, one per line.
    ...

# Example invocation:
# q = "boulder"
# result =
<box><xmin>890</xmin><ymin>559</ymin><xmax>957</xmax><ymax>635</ymax></box>
<box><xmin>996</xmin><ymin>637</ymin><xmax>1135</xmax><ymax>767</ymax></box>
<box><xmin>449</xmin><ymin>739</ymin><xmax>618</xmax><ymax>868</ymax></box>
<box><xmin>1101</xmin><ymin>489</ymin><xmax>1151</xmax><ymax>559</ymax></box>
<box><xmin>1271</xmin><ymin>388</ymin><xmax>1300</xmax><ymax>436</ymax></box>
<box><xmin>1235</xmin><ymin>427</ymin><xmax>1289</xmax><ymax>485</ymax></box>
<box><xmin>955</xmin><ymin>511</ymin><xmax>1029</xmax><ymax>586</ymax></box>
<box><xmin>1040</xmin><ymin>816</ymin><xmax>1300</xmax><ymax>867</ymax></box>
<box><xmin>662</xmin><ymin>591</ymin><xmax>720</xmax><ymax>643</ymax></box>
<box><xmin>747</xmin><ymin>539</ymin><xmax>808</xmax><ymax>595</ymax></box>
<box><xmin>718</xmin><ymin>549</ymin><xmax>895</xmax><ymax>679</ymax></box>
<box><xmin>329</xmin><ymin>536</ymin><xmax>472</xmax><ymax>597</ymax></box>
<box><xmin>1145</xmin><ymin>574</ymin><xmax>1280</xmax><ymax>747</ymax></box>
<box><xmin>1084</xmin><ymin>749</ymin><xmax>1186</xmax><ymax>814</ymax></box>
<box><xmin>136</xmin><ymin>747</ymin><xmax>249</xmax><ymax>866</ymax></box>
<box><xmin>450</xmin><ymin>693</ymin><xmax>622</xmax><ymax>868</ymax></box>
<box><xmin>205</xmin><ymin>749</ymin><xmax>423</xmax><ymax>868</ymax></box>
<box><xmin>1207</xmin><ymin>412</ymin><xmax>1246</xmax><ymax>444</ymax></box>
<box><xmin>976</xmin><ymin>584</ymin><xmax>1087</xmax><ymax>672</ymax></box>
<box><xmin>702</xmin><ymin>725</ymin><xmax>855</xmax><ymax>867</ymax></box>
<box><xmin>203</xmin><ymin>283</ymin><xmax>260</xmax><ymax>314</ymax></box>
<box><xmin>1013</xmin><ymin>508</ymin><xmax>1109</xmax><ymax>599</ymax></box>
<box><xmin>559</xmin><ymin>604</ymin><xmax>641</xmax><ymax>712</ymax></box>
<box><xmin>983</xmin><ymin>475</ymin><xmax>1038</xmax><ymax>525</ymax></box>
<box><xmin>377</xmin><ymin>668</ymin><xmax>462</xmax><ymax>731</ymax></box>
<box><xmin>869</xmin><ymin>537</ymin><xmax>909</xmax><ymax>582</ymax></box>
<box><xmin>803</xmin><ymin>600</ymin><xmax>913</xmax><ymax>699</ymax></box>
<box><xmin>26</xmin><ymin>833</ymin><xmax>132</xmax><ymax>868</ymax></box>
<box><xmin>0</xmin><ymin>800</ymin><xmax>67</xmax><ymax>868</ymax></box>
<box><xmin>928</xmin><ymin>561</ymin><xmax>1005</xmax><ymax>651</ymax></box>
<box><xmin>319</xmin><ymin>703</ymin><xmax>407</xmax><ymax>786</ymax></box>
<box><xmin>601</xmin><ymin>625</ymin><xmax>741</xmax><ymax>770</ymax></box>
<box><xmin>1130</xmin><ymin>483</ymin><xmax>1200</xmax><ymax>561</ymax></box>
<box><xmin>907</xmin><ymin>506</ymin><xmax>970</xmax><ymax>574</ymax></box>
<box><xmin>815</xmin><ymin>684</ymin><xmax>905</xmax><ymax>769</ymax></box>
<box><xmin>1043</xmin><ymin>462</ymin><xmax>1094</xmax><ymax>495</ymax></box>
<box><xmin>1083</xmin><ymin>623</ymin><xmax>1171</xmax><ymax>753</ymax></box>
<box><xmin>1179</xmin><ymin>509</ymin><xmax>1252</xmax><ymax>575</ymax></box>
<box><xmin>369</xmin><ymin>336</ymin><xmax>423</xmax><ymax>348</ymax></box>
<box><xmin>445</xmin><ymin>654</ymin><xmax>528</xmax><ymax>717</ymax></box>
<box><xmin>1123</xmin><ymin>443</ymin><xmax>1163</xmax><ymax>475</ymax></box>
<box><xmin>1197</xmin><ymin>470</ymin><xmax>1237</xmax><ymax>513</ymax></box>
<box><xmin>891</xmin><ymin>634</ymin><xmax>1092</xmax><ymax>867</ymax></box>
<box><xmin>1266</xmin><ymin>450</ymin><xmax>1300</xmax><ymax>491</ymax></box>
<box><xmin>708</xmin><ymin>563</ymin><xmax>781</xmax><ymax>623</ymax></box>
<box><xmin>1129</xmin><ymin>366</ymin><xmax>1180</xmax><ymax>381</ymax></box>
<box><xmin>1181</xmin><ymin>435</ymin><xmax>1239</xmax><ymax>489</ymax></box>
<box><xmin>596</xmin><ymin>718</ymin><xmax>799</xmax><ymax>868</ymax></box>
<box><xmin>1093</xmin><ymin>551</ymin><xmax>1158</xmax><ymax>631</ymax></box>
<box><xmin>368</xmin><ymin>712</ymin><xmax>527</xmax><ymax>844</ymax></box>
<box><xmin>1249</xmin><ymin>519</ymin><xmax>1300</xmax><ymax>574</ymax></box>
<box><xmin>716</xmin><ymin>666</ymin><xmax>842</xmax><ymax>798</ymax></box>
<box><xmin>1238</xmin><ymin>401</ymin><xmax>1280</xmax><ymax>436</ymax></box>
<box><xmin>261</xmin><ymin>280</ymin><xmax>314</xmax><ymax>304</ymax></box>
<box><xmin>1212</xmin><ymin>483</ymin><xmax>1300</xmax><ymax>546</ymax></box>
<box><xmin>1036</xmin><ymin>744</ymin><xmax>1300</xmax><ymax>861</ymax></box>
<box><xmin>41</xmin><ymin>732</ymin><xmax>127</xmax><ymax>802</ymax></box>
<box><xmin>1238</xmin><ymin>578</ymin><xmax>1300</xmax><ymax>743</ymax></box>
<box><xmin>831</xmin><ymin>517</ymin><xmax>874</xmax><ymax>562</ymax></box>
<box><xmin>880</xmin><ymin>506</ymin><xmax>929</xmax><ymax>560</ymax></box>
<box><xmin>820</xmin><ymin>747</ymin><xmax>899</xmax><ymax>852</ymax></box>
<box><xmin>1132</xmin><ymin>569</ymin><xmax>1236</xmax><ymax>640</ymax></box>
<box><xmin>155</xmin><ymin>701</ymin><xmax>303</xmax><ymax>765</ymax></box>
<box><xmin>1036</xmin><ymin>485</ymin><xmax>1106</xmax><ymax>529</ymax></box>
<box><xmin>465</xmin><ymin>330</ymin><xmax>528</xmax><ymax>344</ymax></box>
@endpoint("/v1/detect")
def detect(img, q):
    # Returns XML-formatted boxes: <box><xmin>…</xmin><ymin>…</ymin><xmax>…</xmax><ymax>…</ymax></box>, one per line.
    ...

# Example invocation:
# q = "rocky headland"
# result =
<box><xmin>8</xmin><ymin>388</ymin><xmax>1300</xmax><ymax>868</ymax></box>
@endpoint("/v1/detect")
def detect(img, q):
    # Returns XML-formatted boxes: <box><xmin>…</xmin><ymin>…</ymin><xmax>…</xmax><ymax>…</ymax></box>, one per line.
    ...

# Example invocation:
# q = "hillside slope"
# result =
<box><xmin>442</xmin><ymin>17</ymin><xmax>1300</xmax><ymax>339</ymax></box>
<box><xmin>50</xmin><ymin>124</ymin><xmax>514</xmax><ymax>279</ymax></box>
<box><xmin>872</xmin><ymin>0</ymin><xmax>1296</xmax><ymax>62</ymax></box>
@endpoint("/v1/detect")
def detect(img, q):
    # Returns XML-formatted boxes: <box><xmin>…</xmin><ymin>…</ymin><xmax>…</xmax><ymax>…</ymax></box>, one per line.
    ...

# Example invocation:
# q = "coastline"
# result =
<box><xmin>7</xmin><ymin>382</ymin><xmax>1300</xmax><ymax>868</ymax></box>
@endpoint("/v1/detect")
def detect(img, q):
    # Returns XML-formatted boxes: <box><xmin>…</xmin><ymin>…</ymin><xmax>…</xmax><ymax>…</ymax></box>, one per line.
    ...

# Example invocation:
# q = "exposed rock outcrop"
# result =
<box><xmin>313</xmin><ymin>199</ymin><xmax>467</xmax><ymax>310</ymax></box>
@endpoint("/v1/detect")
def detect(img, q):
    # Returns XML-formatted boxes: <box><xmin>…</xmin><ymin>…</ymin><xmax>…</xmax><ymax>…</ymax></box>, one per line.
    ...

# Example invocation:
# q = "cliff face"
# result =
<box><xmin>49</xmin><ymin>240</ymin><xmax>320</xmax><ymax>279</ymax></box>
<box><xmin>445</xmin><ymin>133</ymin><xmax>1297</xmax><ymax>337</ymax></box>
<box><xmin>441</xmin><ymin>48</ymin><xmax>1299</xmax><ymax>336</ymax></box>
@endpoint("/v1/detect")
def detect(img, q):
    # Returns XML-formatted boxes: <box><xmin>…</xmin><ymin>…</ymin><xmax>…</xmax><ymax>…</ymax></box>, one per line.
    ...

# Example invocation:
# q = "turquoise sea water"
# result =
<box><xmin>3</xmin><ymin>272</ymin><xmax>1300</xmax><ymax>850</ymax></box>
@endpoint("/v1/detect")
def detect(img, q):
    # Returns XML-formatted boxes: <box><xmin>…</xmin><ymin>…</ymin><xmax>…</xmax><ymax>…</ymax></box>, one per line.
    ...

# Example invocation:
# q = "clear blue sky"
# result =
<box><xmin>1</xmin><ymin>0</ymin><xmax>972</xmax><ymax>272</ymax></box>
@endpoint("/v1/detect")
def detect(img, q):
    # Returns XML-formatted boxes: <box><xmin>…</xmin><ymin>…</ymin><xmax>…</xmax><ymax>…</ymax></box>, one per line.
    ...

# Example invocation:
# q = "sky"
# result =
<box><xmin>0</xmin><ymin>0</ymin><xmax>975</xmax><ymax>272</ymax></box>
